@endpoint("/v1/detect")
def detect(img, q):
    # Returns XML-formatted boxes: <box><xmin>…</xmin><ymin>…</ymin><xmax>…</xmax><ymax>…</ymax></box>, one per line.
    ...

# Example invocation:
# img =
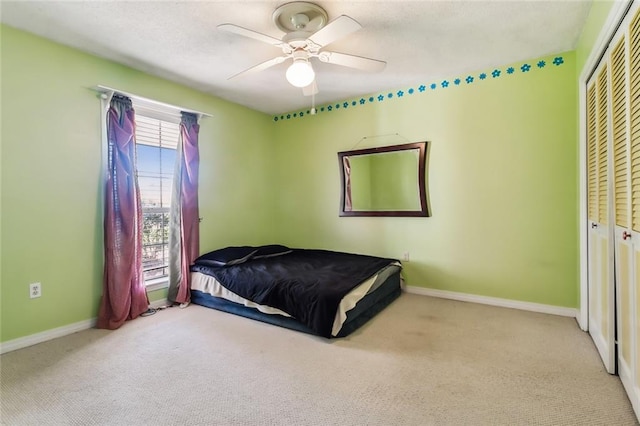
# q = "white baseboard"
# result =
<box><xmin>404</xmin><ymin>286</ymin><xmax>578</xmax><ymax>318</ymax></box>
<box><xmin>0</xmin><ymin>318</ymin><xmax>97</xmax><ymax>355</ymax></box>
<box><xmin>1</xmin><ymin>299</ymin><xmax>170</xmax><ymax>354</ymax></box>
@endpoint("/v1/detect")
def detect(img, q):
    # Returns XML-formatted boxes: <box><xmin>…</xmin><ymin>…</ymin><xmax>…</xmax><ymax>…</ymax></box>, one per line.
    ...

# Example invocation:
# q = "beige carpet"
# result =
<box><xmin>1</xmin><ymin>294</ymin><xmax>637</xmax><ymax>425</ymax></box>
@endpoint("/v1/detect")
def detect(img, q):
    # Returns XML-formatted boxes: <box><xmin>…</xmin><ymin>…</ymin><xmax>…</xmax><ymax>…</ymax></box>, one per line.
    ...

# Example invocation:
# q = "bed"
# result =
<box><xmin>189</xmin><ymin>245</ymin><xmax>402</xmax><ymax>338</ymax></box>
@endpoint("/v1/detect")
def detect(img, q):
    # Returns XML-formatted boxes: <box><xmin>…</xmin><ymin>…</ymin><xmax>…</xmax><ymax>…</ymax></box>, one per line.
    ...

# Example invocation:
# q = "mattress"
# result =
<box><xmin>191</xmin><ymin>263</ymin><xmax>401</xmax><ymax>336</ymax></box>
<box><xmin>190</xmin><ymin>248</ymin><xmax>400</xmax><ymax>337</ymax></box>
<box><xmin>190</xmin><ymin>266</ymin><xmax>402</xmax><ymax>337</ymax></box>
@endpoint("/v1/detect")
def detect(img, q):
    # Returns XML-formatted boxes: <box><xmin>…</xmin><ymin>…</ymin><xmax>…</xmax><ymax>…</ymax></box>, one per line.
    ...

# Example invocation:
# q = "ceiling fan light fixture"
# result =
<box><xmin>286</xmin><ymin>59</ymin><xmax>315</xmax><ymax>88</ymax></box>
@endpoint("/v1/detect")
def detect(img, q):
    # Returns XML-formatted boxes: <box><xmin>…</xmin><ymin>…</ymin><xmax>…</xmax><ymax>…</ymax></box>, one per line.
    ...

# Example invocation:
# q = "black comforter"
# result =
<box><xmin>190</xmin><ymin>249</ymin><xmax>397</xmax><ymax>337</ymax></box>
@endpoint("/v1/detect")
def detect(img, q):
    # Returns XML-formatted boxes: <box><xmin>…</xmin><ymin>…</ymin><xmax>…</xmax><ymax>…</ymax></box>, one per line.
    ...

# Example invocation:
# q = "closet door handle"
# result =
<box><xmin>623</xmin><ymin>231</ymin><xmax>632</xmax><ymax>240</ymax></box>
<box><xmin>591</xmin><ymin>222</ymin><xmax>598</xmax><ymax>229</ymax></box>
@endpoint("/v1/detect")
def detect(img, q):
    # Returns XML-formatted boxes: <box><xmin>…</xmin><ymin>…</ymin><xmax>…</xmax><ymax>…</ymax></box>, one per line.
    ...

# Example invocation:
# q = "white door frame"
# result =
<box><xmin>578</xmin><ymin>0</ymin><xmax>633</xmax><ymax>331</ymax></box>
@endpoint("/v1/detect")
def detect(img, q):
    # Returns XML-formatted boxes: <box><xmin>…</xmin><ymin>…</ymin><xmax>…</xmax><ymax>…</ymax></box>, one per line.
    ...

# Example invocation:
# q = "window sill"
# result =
<box><xmin>145</xmin><ymin>278</ymin><xmax>169</xmax><ymax>292</ymax></box>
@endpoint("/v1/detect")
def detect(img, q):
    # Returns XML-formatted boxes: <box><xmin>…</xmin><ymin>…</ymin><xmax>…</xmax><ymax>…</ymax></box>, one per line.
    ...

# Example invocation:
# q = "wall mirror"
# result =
<box><xmin>338</xmin><ymin>141</ymin><xmax>430</xmax><ymax>217</ymax></box>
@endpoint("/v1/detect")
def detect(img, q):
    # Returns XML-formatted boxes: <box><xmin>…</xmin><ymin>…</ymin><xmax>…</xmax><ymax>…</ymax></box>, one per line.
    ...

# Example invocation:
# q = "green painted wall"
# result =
<box><xmin>273</xmin><ymin>52</ymin><xmax>578</xmax><ymax>308</ymax></box>
<box><xmin>0</xmin><ymin>25</ymin><xmax>276</xmax><ymax>342</ymax></box>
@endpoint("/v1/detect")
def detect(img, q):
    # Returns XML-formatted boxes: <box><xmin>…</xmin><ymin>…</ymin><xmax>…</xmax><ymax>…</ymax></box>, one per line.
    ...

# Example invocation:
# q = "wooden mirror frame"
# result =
<box><xmin>338</xmin><ymin>141</ymin><xmax>430</xmax><ymax>217</ymax></box>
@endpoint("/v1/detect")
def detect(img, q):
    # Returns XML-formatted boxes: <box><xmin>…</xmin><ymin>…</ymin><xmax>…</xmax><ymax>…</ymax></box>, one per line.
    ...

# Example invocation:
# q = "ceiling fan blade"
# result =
<box><xmin>307</xmin><ymin>15</ymin><xmax>361</xmax><ymax>47</ymax></box>
<box><xmin>218</xmin><ymin>23</ymin><xmax>283</xmax><ymax>46</ymax></box>
<box><xmin>319</xmin><ymin>51</ymin><xmax>386</xmax><ymax>72</ymax></box>
<box><xmin>228</xmin><ymin>56</ymin><xmax>287</xmax><ymax>80</ymax></box>
<box><xmin>303</xmin><ymin>80</ymin><xmax>318</xmax><ymax>97</ymax></box>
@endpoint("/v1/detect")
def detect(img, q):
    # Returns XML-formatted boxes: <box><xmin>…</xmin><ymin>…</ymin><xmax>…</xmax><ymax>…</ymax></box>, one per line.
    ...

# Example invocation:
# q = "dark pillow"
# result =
<box><xmin>194</xmin><ymin>246</ymin><xmax>258</xmax><ymax>267</ymax></box>
<box><xmin>253</xmin><ymin>244</ymin><xmax>292</xmax><ymax>259</ymax></box>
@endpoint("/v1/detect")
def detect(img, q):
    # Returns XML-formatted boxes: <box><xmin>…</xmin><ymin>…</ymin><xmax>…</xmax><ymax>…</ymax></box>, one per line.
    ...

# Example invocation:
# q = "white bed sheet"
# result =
<box><xmin>190</xmin><ymin>263</ymin><xmax>400</xmax><ymax>336</ymax></box>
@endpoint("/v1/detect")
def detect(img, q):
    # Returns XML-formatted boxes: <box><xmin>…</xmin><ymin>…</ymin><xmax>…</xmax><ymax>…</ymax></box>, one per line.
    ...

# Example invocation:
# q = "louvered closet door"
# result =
<box><xmin>622</xmin><ymin>6</ymin><xmax>640</xmax><ymax>417</ymax></box>
<box><xmin>587</xmin><ymin>61</ymin><xmax>616</xmax><ymax>374</ymax></box>
<box><xmin>591</xmin><ymin>3</ymin><xmax>640</xmax><ymax>417</ymax></box>
<box><xmin>612</xmin><ymin>28</ymin><xmax>637</xmax><ymax>398</ymax></box>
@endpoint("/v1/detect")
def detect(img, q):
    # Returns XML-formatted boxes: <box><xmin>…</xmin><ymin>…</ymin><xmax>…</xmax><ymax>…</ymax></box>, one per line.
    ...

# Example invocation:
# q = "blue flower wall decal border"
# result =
<box><xmin>273</xmin><ymin>54</ymin><xmax>566</xmax><ymax>121</ymax></box>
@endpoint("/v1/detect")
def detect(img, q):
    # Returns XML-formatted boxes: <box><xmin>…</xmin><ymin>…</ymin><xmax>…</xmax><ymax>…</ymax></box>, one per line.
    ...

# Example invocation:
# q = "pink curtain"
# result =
<box><xmin>167</xmin><ymin>112</ymin><xmax>200</xmax><ymax>304</ymax></box>
<box><xmin>343</xmin><ymin>156</ymin><xmax>352</xmax><ymax>211</ymax></box>
<box><xmin>98</xmin><ymin>95</ymin><xmax>149</xmax><ymax>329</ymax></box>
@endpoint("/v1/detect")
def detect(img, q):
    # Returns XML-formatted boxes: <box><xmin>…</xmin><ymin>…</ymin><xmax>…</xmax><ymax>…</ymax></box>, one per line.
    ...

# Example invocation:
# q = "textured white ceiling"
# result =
<box><xmin>0</xmin><ymin>1</ymin><xmax>593</xmax><ymax>115</ymax></box>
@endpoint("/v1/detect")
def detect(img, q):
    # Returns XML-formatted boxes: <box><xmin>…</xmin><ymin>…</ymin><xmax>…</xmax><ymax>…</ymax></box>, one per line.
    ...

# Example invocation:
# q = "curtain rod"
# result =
<box><xmin>91</xmin><ymin>85</ymin><xmax>212</xmax><ymax>118</ymax></box>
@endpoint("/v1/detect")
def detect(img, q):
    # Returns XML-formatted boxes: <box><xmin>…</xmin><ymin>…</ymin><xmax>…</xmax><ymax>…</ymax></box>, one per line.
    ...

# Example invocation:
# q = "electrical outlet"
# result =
<box><xmin>402</xmin><ymin>252</ymin><xmax>410</xmax><ymax>262</ymax></box>
<box><xmin>29</xmin><ymin>282</ymin><xmax>42</xmax><ymax>299</ymax></box>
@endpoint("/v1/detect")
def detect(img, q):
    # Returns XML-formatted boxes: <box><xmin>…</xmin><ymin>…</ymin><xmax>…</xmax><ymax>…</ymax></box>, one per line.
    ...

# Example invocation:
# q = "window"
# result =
<box><xmin>134</xmin><ymin>113</ymin><xmax>179</xmax><ymax>284</ymax></box>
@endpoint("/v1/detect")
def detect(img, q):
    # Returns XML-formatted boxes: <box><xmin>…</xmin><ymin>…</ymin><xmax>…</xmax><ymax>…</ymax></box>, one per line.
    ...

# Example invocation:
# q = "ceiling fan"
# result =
<box><xmin>218</xmin><ymin>1</ymin><xmax>386</xmax><ymax>97</ymax></box>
